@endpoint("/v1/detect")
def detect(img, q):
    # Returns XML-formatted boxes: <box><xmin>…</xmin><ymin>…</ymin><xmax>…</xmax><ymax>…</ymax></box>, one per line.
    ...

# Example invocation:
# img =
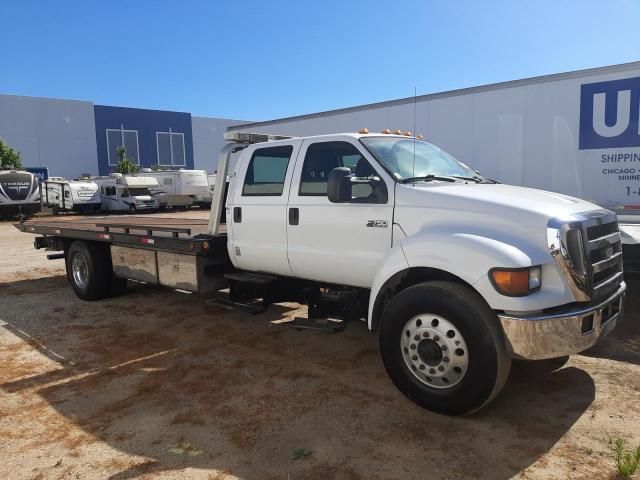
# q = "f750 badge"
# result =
<box><xmin>366</xmin><ymin>220</ymin><xmax>388</xmax><ymax>228</ymax></box>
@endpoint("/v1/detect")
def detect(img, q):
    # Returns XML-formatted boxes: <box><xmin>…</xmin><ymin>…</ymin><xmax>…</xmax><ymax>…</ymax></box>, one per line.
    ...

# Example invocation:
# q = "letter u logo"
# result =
<box><xmin>592</xmin><ymin>90</ymin><xmax>632</xmax><ymax>137</ymax></box>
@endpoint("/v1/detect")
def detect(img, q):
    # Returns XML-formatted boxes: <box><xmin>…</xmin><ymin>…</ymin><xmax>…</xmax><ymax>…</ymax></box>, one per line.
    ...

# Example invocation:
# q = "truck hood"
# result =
<box><xmin>402</xmin><ymin>183</ymin><xmax>601</xmax><ymax>218</ymax></box>
<box><xmin>394</xmin><ymin>182</ymin><xmax>608</xmax><ymax>262</ymax></box>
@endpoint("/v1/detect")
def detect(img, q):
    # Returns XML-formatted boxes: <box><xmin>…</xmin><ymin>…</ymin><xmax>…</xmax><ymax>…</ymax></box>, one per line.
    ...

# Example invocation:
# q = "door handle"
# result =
<box><xmin>233</xmin><ymin>206</ymin><xmax>242</xmax><ymax>223</ymax></box>
<box><xmin>289</xmin><ymin>207</ymin><xmax>299</xmax><ymax>225</ymax></box>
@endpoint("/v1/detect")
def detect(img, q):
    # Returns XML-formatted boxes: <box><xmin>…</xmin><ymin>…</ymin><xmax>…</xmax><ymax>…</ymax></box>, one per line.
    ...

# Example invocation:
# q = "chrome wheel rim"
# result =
<box><xmin>400</xmin><ymin>313</ymin><xmax>469</xmax><ymax>389</ymax></box>
<box><xmin>71</xmin><ymin>253</ymin><xmax>89</xmax><ymax>289</ymax></box>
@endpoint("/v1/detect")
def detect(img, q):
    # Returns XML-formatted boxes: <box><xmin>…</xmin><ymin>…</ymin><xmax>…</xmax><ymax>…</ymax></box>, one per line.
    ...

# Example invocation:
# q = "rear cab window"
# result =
<box><xmin>242</xmin><ymin>145</ymin><xmax>293</xmax><ymax>196</ymax></box>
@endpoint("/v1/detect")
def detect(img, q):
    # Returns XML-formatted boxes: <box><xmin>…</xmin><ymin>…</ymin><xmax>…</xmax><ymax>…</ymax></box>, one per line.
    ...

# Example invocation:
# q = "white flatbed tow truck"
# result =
<box><xmin>16</xmin><ymin>130</ymin><xmax>627</xmax><ymax>415</ymax></box>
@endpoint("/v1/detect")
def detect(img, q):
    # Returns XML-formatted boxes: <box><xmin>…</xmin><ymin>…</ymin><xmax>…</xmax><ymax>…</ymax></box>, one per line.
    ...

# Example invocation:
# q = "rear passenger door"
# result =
<box><xmin>228</xmin><ymin>142</ymin><xmax>299</xmax><ymax>276</ymax></box>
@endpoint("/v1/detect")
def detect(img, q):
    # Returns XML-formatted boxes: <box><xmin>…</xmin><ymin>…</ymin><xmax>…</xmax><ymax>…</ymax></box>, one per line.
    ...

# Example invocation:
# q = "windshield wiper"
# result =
<box><xmin>451</xmin><ymin>174</ymin><xmax>500</xmax><ymax>184</ymax></box>
<box><xmin>399</xmin><ymin>175</ymin><xmax>457</xmax><ymax>184</ymax></box>
<box><xmin>451</xmin><ymin>175</ymin><xmax>482</xmax><ymax>183</ymax></box>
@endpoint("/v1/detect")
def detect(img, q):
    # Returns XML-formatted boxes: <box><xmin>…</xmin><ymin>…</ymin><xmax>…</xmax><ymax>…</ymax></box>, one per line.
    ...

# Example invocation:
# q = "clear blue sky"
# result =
<box><xmin>1</xmin><ymin>0</ymin><xmax>639</xmax><ymax>122</ymax></box>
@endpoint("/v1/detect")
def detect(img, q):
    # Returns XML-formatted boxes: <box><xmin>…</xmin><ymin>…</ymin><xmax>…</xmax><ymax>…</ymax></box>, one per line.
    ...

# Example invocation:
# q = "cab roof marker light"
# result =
<box><xmin>416</xmin><ymin>134</ymin><xmax>424</xmax><ymax>140</ymax></box>
<box><xmin>358</xmin><ymin>128</ymin><xmax>369</xmax><ymax>134</ymax></box>
<box><xmin>393</xmin><ymin>129</ymin><xmax>403</xmax><ymax>135</ymax></box>
<box><xmin>381</xmin><ymin>129</ymin><xmax>391</xmax><ymax>134</ymax></box>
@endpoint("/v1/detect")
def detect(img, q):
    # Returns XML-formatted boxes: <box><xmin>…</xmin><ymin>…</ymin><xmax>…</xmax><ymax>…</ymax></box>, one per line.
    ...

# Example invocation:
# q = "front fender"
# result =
<box><xmin>368</xmin><ymin>228</ymin><xmax>576</xmax><ymax>330</ymax></box>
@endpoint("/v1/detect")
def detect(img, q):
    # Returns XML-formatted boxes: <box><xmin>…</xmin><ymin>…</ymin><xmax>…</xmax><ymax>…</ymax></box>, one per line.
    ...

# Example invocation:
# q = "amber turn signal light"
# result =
<box><xmin>490</xmin><ymin>266</ymin><xmax>541</xmax><ymax>296</ymax></box>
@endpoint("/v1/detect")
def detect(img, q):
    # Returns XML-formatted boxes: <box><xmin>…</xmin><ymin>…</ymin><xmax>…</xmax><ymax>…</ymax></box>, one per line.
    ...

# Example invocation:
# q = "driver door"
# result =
<box><xmin>286</xmin><ymin>137</ymin><xmax>394</xmax><ymax>288</ymax></box>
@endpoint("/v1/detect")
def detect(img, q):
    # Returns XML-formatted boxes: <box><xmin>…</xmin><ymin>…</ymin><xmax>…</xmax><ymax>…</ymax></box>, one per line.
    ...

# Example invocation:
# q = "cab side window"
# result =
<box><xmin>243</xmin><ymin>145</ymin><xmax>293</xmax><ymax>196</ymax></box>
<box><xmin>299</xmin><ymin>141</ymin><xmax>378</xmax><ymax>198</ymax></box>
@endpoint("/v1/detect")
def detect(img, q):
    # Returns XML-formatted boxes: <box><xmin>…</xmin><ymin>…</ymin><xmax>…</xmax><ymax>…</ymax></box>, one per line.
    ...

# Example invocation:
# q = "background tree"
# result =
<box><xmin>0</xmin><ymin>138</ymin><xmax>23</xmax><ymax>170</ymax></box>
<box><xmin>115</xmin><ymin>145</ymin><xmax>138</xmax><ymax>174</ymax></box>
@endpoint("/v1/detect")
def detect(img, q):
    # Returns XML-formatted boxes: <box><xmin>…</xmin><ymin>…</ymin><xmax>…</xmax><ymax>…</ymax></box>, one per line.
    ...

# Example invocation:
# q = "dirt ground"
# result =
<box><xmin>1</xmin><ymin>213</ymin><xmax>639</xmax><ymax>480</ymax></box>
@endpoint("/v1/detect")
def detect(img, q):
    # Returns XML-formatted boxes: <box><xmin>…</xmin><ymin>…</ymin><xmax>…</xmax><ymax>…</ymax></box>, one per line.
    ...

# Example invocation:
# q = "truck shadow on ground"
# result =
<box><xmin>1</xmin><ymin>277</ymin><xmax>596</xmax><ymax>480</ymax></box>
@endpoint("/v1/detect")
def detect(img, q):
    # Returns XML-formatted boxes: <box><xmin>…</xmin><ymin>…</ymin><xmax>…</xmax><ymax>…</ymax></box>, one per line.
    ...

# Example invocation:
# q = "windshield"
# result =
<box><xmin>124</xmin><ymin>188</ymin><xmax>151</xmax><ymax>196</ymax></box>
<box><xmin>361</xmin><ymin>137</ymin><xmax>476</xmax><ymax>181</ymax></box>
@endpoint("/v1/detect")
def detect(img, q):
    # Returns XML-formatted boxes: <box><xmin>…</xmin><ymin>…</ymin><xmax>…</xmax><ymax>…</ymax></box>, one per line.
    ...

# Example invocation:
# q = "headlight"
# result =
<box><xmin>489</xmin><ymin>266</ymin><xmax>542</xmax><ymax>296</ymax></box>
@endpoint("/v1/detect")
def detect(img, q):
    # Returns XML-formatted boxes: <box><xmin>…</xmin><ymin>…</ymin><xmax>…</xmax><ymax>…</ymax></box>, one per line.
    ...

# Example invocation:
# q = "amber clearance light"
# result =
<box><xmin>489</xmin><ymin>266</ymin><xmax>541</xmax><ymax>297</ymax></box>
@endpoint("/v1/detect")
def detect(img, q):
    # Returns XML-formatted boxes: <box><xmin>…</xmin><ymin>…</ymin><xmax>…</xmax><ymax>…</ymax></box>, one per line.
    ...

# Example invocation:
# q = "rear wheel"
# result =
<box><xmin>379</xmin><ymin>281</ymin><xmax>511</xmax><ymax>416</ymax></box>
<box><xmin>65</xmin><ymin>241</ymin><xmax>126</xmax><ymax>300</ymax></box>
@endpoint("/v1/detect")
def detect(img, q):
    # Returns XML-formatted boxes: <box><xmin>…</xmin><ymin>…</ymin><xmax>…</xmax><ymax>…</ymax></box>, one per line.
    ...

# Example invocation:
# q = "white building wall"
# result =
<box><xmin>0</xmin><ymin>94</ymin><xmax>98</xmax><ymax>178</ymax></box>
<box><xmin>191</xmin><ymin>116</ymin><xmax>248</xmax><ymax>172</ymax></box>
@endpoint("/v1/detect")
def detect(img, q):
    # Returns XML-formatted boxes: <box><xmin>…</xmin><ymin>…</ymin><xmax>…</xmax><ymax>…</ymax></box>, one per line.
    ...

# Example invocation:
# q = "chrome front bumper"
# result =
<box><xmin>498</xmin><ymin>282</ymin><xmax>626</xmax><ymax>360</ymax></box>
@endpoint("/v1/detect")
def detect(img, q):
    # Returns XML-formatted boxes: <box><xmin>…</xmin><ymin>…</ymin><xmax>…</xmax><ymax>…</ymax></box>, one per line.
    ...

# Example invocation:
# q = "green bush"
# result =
<box><xmin>115</xmin><ymin>146</ymin><xmax>138</xmax><ymax>174</ymax></box>
<box><xmin>610</xmin><ymin>437</ymin><xmax>640</xmax><ymax>478</ymax></box>
<box><xmin>0</xmin><ymin>138</ymin><xmax>23</xmax><ymax>170</ymax></box>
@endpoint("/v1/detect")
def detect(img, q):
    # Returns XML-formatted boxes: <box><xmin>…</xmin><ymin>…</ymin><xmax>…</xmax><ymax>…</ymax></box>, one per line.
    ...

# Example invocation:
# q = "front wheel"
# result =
<box><xmin>379</xmin><ymin>281</ymin><xmax>511</xmax><ymax>416</ymax></box>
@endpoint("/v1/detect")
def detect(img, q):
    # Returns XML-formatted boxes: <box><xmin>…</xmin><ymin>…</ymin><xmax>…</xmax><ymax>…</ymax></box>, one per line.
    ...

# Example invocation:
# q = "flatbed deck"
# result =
<box><xmin>14</xmin><ymin>214</ymin><xmax>227</xmax><ymax>255</ymax></box>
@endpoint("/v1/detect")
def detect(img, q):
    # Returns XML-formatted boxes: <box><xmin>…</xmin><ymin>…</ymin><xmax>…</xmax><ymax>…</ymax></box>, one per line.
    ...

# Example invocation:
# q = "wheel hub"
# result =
<box><xmin>71</xmin><ymin>253</ymin><xmax>89</xmax><ymax>290</ymax></box>
<box><xmin>400</xmin><ymin>313</ymin><xmax>469</xmax><ymax>389</ymax></box>
<box><xmin>418</xmin><ymin>339</ymin><xmax>443</xmax><ymax>366</ymax></box>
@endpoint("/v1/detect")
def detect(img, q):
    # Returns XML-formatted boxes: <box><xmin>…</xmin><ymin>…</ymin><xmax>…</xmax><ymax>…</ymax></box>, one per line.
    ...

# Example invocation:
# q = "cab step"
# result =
<box><xmin>210</xmin><ymin>272</ymin><xmax>280</xmax><ymax>314</ymax></box>
<box><xmin>224</xmin><ymin>272</ymin><xmax>278</xmax><ymax>285</ymax></box>
<box><xmin>270</xmin><ymin>316</ymin><xmax>345</xmax><ymax>333</ymax></box>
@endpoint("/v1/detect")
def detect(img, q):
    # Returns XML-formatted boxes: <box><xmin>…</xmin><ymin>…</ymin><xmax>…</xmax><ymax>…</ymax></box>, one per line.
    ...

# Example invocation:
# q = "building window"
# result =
<box><xmin>106</xmin><ymin>127</ymin><xmax>139</xmax><ymax>166</ymax></box>
<box><xmin>156</xmin><ymin>131</ymin><xmax>186</xmax><ymax>166</ymax></box>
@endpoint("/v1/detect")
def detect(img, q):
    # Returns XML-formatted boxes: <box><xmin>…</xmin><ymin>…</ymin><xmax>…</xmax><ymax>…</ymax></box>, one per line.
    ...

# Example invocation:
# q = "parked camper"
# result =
<box><xmin>139</xmin><ymin>169</ymin><xmax>209</xmax><ymax>208</ymax></box>
<box><xmin>194</xmin><ymin>173</ymin><xmax>217</xmax><ymax>208</ymax></box>
<box><xmin>0</xmin><ymin>169</ymin><xmax>40</xmax><ymax>218</ymax></box>
<box><xmin>93</xmin><ymin>174</ymin><xmax>159</xmax><ymax>212</ymax></box>
<box><xmin>43</xmin><ymin>178</ymin><xmax>101</xmax><ymax>213</ymax></box>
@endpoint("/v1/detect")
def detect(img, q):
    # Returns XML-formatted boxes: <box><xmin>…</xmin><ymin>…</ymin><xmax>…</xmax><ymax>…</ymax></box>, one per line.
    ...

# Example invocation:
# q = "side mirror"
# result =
<box><xmin>327</xmin><ymin>167</ymin><xmax>352</xmax><ymax>203</ymax></box>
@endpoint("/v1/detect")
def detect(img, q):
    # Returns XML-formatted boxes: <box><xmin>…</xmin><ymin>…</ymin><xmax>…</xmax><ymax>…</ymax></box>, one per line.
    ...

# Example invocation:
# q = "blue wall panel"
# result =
<box><xmin>94</xmin><ymin>105</ymin><xmax>194</xmax><ymax>175</ymax></box>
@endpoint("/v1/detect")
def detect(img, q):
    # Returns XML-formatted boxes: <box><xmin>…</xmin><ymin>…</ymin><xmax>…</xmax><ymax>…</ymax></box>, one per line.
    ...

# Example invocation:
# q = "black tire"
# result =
<box><xmin>379</xmin><ymin>281</ymin><xmax>511</xmax><ymax>416</ymax></box>
<box><xmin>65</xmin><ymin>241</ymin><xmax>114</xmax><ymax>300</ymax></box>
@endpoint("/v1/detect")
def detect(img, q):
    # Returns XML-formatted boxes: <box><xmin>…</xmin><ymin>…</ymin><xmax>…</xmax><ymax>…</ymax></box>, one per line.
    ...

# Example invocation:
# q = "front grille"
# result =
<box><xmin>576</xmin><ymin>213</ymin><xmax>623</xmax><ymax>301</ymax></box>
<box><xmin>549</xmin><ymin>211</ymin><xmax>624</xmax><ymax>302</ymax></box>
<box><xmin>586</xmin><ymin>221</ymin><xmax>618</xmax><ymax>241</ymax></box>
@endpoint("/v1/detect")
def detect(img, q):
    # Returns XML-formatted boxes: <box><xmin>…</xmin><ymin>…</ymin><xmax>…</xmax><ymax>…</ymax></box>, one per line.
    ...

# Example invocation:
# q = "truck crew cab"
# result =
<box><xmin>17</xmin><ymin>131</ymin><xmax>627</xmax><ymax>416</ymax></box>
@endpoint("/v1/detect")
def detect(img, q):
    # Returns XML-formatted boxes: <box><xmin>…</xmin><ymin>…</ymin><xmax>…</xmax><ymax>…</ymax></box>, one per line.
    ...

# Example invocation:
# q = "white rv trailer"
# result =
<box><xmin>43</xmin><ymin>178</ymin><xmax>101</xmax><ymax>213</ymax></box>
<box><xmin>194</xmin><ymin>173</ymin><xmax>217</xmax><ymax>208</ymax></box>
<box><xmin>0</xmin><ymin>169</ymin><xmax>40</xmax><ymax>218</ymax></box>
<box><xmin>139</xmin><ymin>169</ymin><xmax>209</xmax><ymax>208</ymax></box>
<box><xmin>93</xmin><ymin>174</ymin><xmax>159</xmax><ymax>213</ymax></box>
